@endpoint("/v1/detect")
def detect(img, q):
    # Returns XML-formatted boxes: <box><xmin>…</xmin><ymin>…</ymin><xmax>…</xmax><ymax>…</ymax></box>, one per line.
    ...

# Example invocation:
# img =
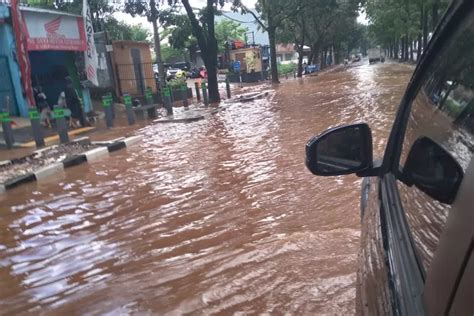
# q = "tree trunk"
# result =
<box><xmin>205</xmin><ymin>0</ymin><xmax>220</xmax><ymax>102</ymax></box>
<box><xmin>320</xmin><ymin>50</ymin><xmax>325</xmax><ymax>69</ymax></box>
<box><xmin>268</xmin><ymin>26</ymin><xmax>279</xmax><ymax>83</ymax></box>
<box><xmin>150</xmin><ymin>0</ymin><xmax>165</xmax><ymax>91</ymax></box>
<box><xmin>404</xmin><ymin>36</ymin><xmax>409</xmax><ymax>61</ymax></box>
<box><xmin>423</xmin><ymin>5</ymin><xmax>428</xmax><ymax>49</ymax></box>
<box><xmin>417</xmin><ymin>33</ymin><xmax>422</xmax><ymax>61</ymax></box>
<box><xmin>308</xmin><ymin>50</ymin><xmax>314</xmax><ymax>66</ymax></box>
<box><xmin>182</xmin><ymin>0</ymin><xmax>220</xmax><ymax>101</ymax></box>
<box><xmin>394</xmin><ymin>39</ymin><xmax>399</xmax><ymax>59</ymax></box>
<box><xmin>431</xmin><ymin>0</ymin><xmax>440</xmax><ymax>31</ymax></box>
<box><xmin>297</xmin><ymin>47</ymin><xmax>304</xmax><ymax>77</ymax></box>
<box><xmin>410</xmin><ymin>39</ymin><xmax>414</xmax><ymax>62</ymax></box>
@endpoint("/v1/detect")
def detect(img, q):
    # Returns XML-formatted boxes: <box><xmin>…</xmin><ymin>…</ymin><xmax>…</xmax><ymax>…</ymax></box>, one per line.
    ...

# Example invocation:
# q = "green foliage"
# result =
<box><xmin>215</xmin><ymin>20</ymin><xmax>248</xmax><ymax>52</ymax></box>
<box><xmin>167</xmin><ymin>77</ymin><xmax>186</xmax><ymax>91</ymax></box>
<box><xmin>158</xmin><ymin>9</ymin><xmax>197</xmax><ymax>50</ymax></box>
<box><xmin>277</xmin><ymin>62</ymin><xmax>296</xmax><ymax>75</ymax></box>
<box><xmin>105</xmin><ymin>18</ymin><xmax>151</xmax><ymax>42</ymax></box>
<box><xmin>365</xmin><ymin>0</ymin><xmax>451</xmax><ymax>57</ymax></box>
<box><xmin>160</xmin><ymin>45</ymin><xmax>187</xmax><ymax>63</ymax></box>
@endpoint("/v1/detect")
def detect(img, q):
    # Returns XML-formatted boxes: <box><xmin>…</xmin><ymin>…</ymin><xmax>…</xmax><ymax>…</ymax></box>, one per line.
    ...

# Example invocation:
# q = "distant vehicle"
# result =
<box><xmin>166</xmin><ymin>67</ymin><xmax>180</xmax><ymax>80</ymax></box>
<box><xmin>306</xmin><ymin>1</ymin><xmax>473</xmax><ymax>314</ymax></box>
<box><xmin>352</xmin><ymin>54</ymin><xmax>361</xmax><ymax>62</ymax></box>
<box><xmin>199</xmin><ymin>67</ymin><xmax>208</xmax><ymax>79</ymax></box>
<box><xmin>368</xmin><ymin>47</ymin><xmax>385</xmax><ymax>64</ymax></box>
<box><xmin>304</xmin><ymin>64</ymin><xmax>319</xmax><ymax>74</ymax></box>
<box><xmin>172</xmin><ymin>62</ymin><xmax>193</xmax><ymax>71</ymax></box>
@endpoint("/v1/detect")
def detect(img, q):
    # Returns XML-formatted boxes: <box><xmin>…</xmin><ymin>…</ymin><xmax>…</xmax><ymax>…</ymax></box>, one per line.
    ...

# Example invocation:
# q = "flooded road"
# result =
<box><xmin>0</xmin><ymin>62</ymin><xmax>413</xmax><ymax>314</ymax></box>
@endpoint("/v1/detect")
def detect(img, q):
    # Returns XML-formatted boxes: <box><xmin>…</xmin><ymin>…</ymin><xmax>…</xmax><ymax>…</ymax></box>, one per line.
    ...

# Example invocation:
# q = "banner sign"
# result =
<box><xmin>83</xmin><ymin>0</ymin><xmax>99</xmax><ymax>85</ymax></box>
<box><xmin>22</xmin><ymin>10</ymin><xmax>86</xmax><ymax>51</ymax></box>
<box><xmin>11</xmin><ymin>0</ymin><xmax>35</xmax><ymax>107</ymax></box>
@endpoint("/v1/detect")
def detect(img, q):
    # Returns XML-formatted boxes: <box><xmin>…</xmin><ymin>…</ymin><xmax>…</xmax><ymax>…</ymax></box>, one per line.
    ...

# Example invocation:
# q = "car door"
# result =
<box><xmin>379</xmin><ymin>1</ymin><xmax>474</xmax><ymax>314</ymax></box>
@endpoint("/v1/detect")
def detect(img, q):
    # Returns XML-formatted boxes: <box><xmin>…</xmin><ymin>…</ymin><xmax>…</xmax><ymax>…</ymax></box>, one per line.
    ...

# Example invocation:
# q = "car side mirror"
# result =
<box><xmin>306</xmin><ymin>123</ymin><xmax>373</xmax><ymax>176</ymax></box>
<box><xmin>404</xmin><ymin>137</ymin><xmax>463</xmax><ymax>204</ymax></box>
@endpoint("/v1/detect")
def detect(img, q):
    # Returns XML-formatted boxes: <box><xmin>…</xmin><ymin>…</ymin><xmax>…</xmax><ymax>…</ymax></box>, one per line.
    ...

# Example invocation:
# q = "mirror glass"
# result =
<box><xmin>306</xmin><ymin>123</ymin><xmax>372</xmax><ymax>176</ymax></box>
<box><xmin>404</xmin><ymin>137</ymin><xmax>464</xmax><ymax>204</ymax></box>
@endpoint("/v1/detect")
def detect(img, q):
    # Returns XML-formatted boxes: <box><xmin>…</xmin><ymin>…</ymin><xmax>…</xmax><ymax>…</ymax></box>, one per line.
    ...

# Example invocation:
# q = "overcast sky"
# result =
<box><xmin>114</xmin><ymin>0</ymin><xmax>367</xmax><ymax>38</ymax></box>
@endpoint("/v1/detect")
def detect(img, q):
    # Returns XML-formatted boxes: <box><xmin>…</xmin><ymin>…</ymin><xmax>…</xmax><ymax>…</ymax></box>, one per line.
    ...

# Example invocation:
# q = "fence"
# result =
<box><xmin>115</xmin><ymin>62</ymin><xmax>157</xmax><ymax>97</ymax></box>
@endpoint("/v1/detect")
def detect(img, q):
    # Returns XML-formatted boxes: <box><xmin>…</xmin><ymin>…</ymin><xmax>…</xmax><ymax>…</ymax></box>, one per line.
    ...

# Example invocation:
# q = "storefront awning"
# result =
<box><xmin>21</xmin><ymin>7</ymin><xmax>86</xmax><ymax>51</ymax></box>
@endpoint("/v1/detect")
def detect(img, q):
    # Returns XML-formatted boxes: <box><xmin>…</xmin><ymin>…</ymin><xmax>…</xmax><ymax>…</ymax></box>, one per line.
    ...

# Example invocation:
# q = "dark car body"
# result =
<box><xmin>306</xmin><ymin>1</ymin><xmax>474</xmax><ymax>315</ymax></box>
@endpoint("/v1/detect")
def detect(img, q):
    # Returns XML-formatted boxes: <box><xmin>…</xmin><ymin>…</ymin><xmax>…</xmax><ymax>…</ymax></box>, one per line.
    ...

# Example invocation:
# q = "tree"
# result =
<box><xmin>177</xmin><ymin>0</ymin><xmax>226</xmax><ymax>102</ymax></box>
<box><xmin>158</xmin><ymin>9</ymin><xmax>198</xmax><ymax>62</ymax></box>
<box><xmin>236</xmin><ymin>0</ymin><xmax>301</xmax><ymax>83</ymax></box>
<box><xmin>160</xmin><ymin>45</ymin><xmax>187</xmax><ymax>63</ymax></box>
<box><xmin>215</xmin><ymin>20</ymin><xmax>248</xmax><ymax>53</ymax></box>
<box><xmin>365</xmin><ymin>0</ymin><xmax>450</xmax><ymax>61</ymax></box>
<box><xmin>105</xmin><ymin>18</ymin><xmax>151</xmax><ymax>42</ymax></box>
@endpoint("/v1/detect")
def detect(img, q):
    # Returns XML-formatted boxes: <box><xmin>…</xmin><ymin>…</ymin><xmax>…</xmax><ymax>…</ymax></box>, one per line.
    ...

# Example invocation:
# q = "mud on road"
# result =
<box><xmin>0</xmin><ymin>62</ymin><xmax>413</xmax><ymax>314</ymax></box>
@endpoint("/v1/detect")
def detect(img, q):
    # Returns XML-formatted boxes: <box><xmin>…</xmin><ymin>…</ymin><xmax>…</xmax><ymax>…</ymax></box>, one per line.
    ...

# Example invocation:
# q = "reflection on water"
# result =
<box><xmin>0</xmin><ymin>63</ymin><xmax>412</xmax><ymax>314</ymax></box>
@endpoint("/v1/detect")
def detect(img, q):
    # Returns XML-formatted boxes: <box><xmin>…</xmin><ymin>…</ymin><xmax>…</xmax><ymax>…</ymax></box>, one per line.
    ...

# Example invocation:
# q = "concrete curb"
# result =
<box><xmin>238</xmin><ymin>91</ymin><xmax>270</xmax><ymax>102</ymax></box>
<box><xmin>153</xmin><ymin>105</ymin><xmax>231</xmax><ymax>124</ymax></box>
<box><xmin>0</xmin><ymin>135</ymin><xmax>142</xmax><ymax>192</ymax></box>
<box><xmin>34</xmin><ymin>163</ymin><xmax>64</xmax><ymax>181</ymax></box>
<box><xmin>85</xmin><ymin>147</ymin><xmax>109</xmax><ymax>162</ymax></box>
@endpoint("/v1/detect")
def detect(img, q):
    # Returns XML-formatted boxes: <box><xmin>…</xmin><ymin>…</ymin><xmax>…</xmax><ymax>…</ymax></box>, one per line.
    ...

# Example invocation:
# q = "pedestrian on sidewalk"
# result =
<box><xmin>34</xmin><ymin>86</ymin><xmax>51</xmax><ymax>128</ymax></box>
<box><xmin>64</xmin><ymin>77</ymin><xmax>86</xmax><ymax>128</ymax></box>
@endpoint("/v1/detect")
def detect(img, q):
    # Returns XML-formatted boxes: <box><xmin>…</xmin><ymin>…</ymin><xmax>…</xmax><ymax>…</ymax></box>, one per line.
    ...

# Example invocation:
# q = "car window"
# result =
<box><xmin>397</xmin><ymin>15</ymin><xmax>474</xmax><ymax>274</ymax></box>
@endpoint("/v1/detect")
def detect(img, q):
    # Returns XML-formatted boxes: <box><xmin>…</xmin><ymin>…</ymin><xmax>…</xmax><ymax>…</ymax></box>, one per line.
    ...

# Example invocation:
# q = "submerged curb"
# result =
<box><xmin>154</xmin><ymin>104</ymin><xmax>231</xmax><ymax>124</ymax></box>
<box><xmin>0</xmin><ymin>135</ymin><xmax>143</xmax><ymax>192</ymax></box>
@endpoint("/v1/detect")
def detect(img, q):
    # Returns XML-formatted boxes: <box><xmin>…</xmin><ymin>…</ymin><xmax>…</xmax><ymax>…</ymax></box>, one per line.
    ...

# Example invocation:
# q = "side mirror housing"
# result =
<box><xmin>403</xmin><ymin>137</ymin><xmax>463</xmax><ymax>204</ymax></box>
<box><xmin>306</xmin><ymin>123</ymin><xmax>373</xmax><ymax>176</ymax></box>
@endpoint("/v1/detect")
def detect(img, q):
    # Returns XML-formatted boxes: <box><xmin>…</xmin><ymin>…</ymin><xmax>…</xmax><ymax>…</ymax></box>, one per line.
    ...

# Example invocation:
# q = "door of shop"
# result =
<box><xmin>0</xmin><ymin>56</ymin><xmax>18</xmax><ymax>115</ymax></box>
<box><xmin>131</xmin><ymin>48</ymin><xmax>145</xmax><ymax>96</ymax></box>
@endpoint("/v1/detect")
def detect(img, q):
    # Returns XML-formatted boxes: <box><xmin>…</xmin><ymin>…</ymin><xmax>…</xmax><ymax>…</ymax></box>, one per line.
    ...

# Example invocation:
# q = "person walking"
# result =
<box><xmin>64</xmin><ymin>77</ymin><xmax>86</xmax><ymax>128</ymax></box>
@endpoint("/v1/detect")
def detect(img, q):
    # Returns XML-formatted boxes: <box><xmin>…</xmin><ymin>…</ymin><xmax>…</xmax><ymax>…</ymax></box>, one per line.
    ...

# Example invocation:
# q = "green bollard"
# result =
<box><xmin>29</xmin><ymin>108</ymin><xmax>45</xmax><ymax>148</ymax></box>
<box><xmin>102</xmin><ymin>95</ymin><xmax>113</xmax><ymax>128</ymax></box>
<box><xmin>123</xmin><ymin>93</ymin><xmax>135</xmax><ymax>125</ymax></box>
<box><xmin>0</xmin><ymin>111</ymin><xmax>14</xmax><ymax>149</ymax></box>
<box><xmin>145</xmin><ymin>87</ymin><xmax>157</xmax><ymax>119</ymax></box>
<box><xmin>194</xmin><ymin>81</ymin><xmax>201</xmax><ymax>101</ymax></box>
<box><xmin>106</xmin><ymin>93</ymin><xmax>115</xmax><ymax>119</ymax></box>
<box><xmin>53</xmin><ymin>106</ymin><xmax>69</xmax><ymax>143</ymax></box>
<box><xmin>181</xmin><ymin>84</ymin><xmax>189</xmax><ymax>109</ymax></box>
<box><xmin>226</xmin><ymin>77</ymin><xmax>231</xmax><ymax>99</ymax></box>
<box><xmin>201</xmin><ymin>80</ymin><xmax>209</xmax><ymax>107</ymax></box>
<box><xmin>162</xmin><ymin>86</ymin><xmax>173</xmax><ymax>116</ymax></box>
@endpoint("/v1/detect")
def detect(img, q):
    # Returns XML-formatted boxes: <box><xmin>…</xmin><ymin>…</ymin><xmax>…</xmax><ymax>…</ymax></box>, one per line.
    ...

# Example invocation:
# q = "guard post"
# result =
<box><xmin>102</xmin><ymin>95</ymin><xmax>113</xmax><ymax>128</ymax></box>
<box><xmin>201</xmin><ymin>80</ymin><xmax>209</xmax><ymax>107</ymax></box>
<box><xmin>123</xmin><ymin>93</ymin><xmax>135</xmax><ymax>125</ymax></box>
<box><xmin>145</xmin><ymin>87</ymin><xmax>157</xmax><ymax>119</ymax></box>
<box><xmin>53</xmin><ymin>105</ymin><xmax>69</xmax><ymax>143</ymax></box>
<box><xmin>107</xmin><ymin>92</ymin><xmax>115</xmax><ymax>119</ymax></box>
<box><xmin>29</xmin><ymin>108</ymin><xmax>45</xmax><ymax>148</ymax></box>
<box><xmin>162</xmin><ymin>86</ymin><xmax>173</xmax><ymax>116</ymax></box>
<box><xmin>225</xmin><ymin>77</ymin><xmax>231</xmax><ymax>99</ymax></box>
<box><xmin>0</xmin><ymin>111</ymin><xmax>14</xmax><ymax>149</ymax></box>
<box><xmin>181</xmin><ymin>84</ymin><xmax>189</xmax><ymax>109</ymax></box>
<box><xmin>194</xmin><ymin>81</ymin><xmax>201</xmax><ymax>102</ymax></box>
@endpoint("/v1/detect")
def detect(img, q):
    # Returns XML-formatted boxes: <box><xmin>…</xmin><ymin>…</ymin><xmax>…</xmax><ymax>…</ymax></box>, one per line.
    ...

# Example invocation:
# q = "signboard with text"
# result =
<box><xmin>22</xmin><ymin>10</ymin><xmax>87</xmax><ymax>51</ymax></box>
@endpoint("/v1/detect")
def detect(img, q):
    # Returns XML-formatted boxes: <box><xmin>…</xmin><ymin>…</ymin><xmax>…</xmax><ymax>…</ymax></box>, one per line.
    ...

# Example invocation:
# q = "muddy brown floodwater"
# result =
<box><xmin>0</xmin><ymin>62</ymin><xmax>413</xmax><ymax>314</ymax></box>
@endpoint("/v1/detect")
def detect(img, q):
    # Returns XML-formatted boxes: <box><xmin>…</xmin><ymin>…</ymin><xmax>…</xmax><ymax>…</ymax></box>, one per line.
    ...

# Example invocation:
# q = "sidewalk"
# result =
<box><xmin>0</xmin><ymin>80</ymin><xmax>271</xmax><ymax>161</ymax></box>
